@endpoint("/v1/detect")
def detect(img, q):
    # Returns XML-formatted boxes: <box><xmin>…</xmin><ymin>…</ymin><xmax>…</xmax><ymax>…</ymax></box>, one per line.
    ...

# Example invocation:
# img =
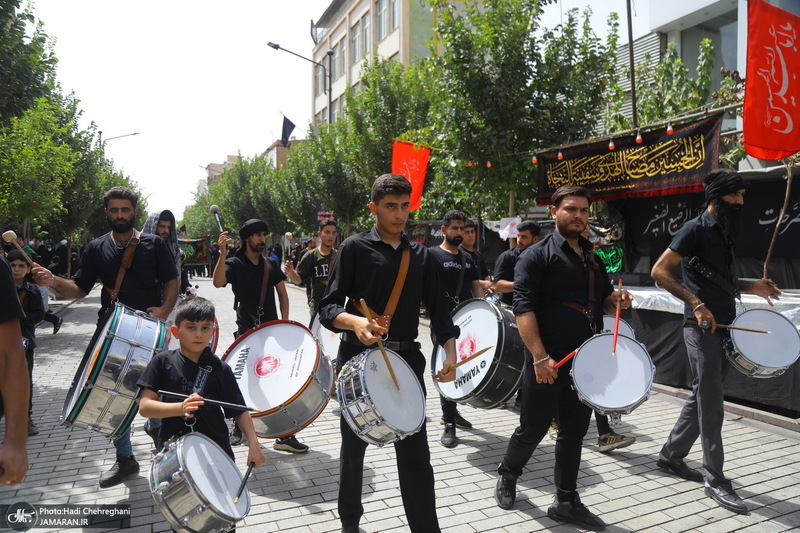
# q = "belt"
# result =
<box><xmin>341</xmin><ymin>331</ymin><xmax>421</xmax><ymax>352</ymax></box>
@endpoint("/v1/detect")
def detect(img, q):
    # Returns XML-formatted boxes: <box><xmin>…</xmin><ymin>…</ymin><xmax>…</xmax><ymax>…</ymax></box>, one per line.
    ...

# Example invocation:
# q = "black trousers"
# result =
<box><xmin>336</xmin><ymin>342</ymin><xmax>440</xmax><ymax>532</ymax></box>
<box><xmin>499</xmin><ymin>367</ymin><xmax>592</xmax><ymax>503</ymax></box>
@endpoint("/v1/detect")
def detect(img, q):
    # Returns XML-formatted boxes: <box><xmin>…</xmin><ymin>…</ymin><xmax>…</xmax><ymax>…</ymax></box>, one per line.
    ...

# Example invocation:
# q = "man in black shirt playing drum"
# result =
<box><xmin>32</xmin><ymin>186</ymin><xmax>179</xmax><ymax>488</ymax></box>
<box><xmin>493</xmin><ymin>185</ymin><xmax>632</xmax><ymax>531</ymax></box>
<box><xmin>428</xmin><ymin>209</ymin><xmax>483</xmax><ymax>448</ymax></box>
<box><xmin>650</xmin><ymin>169</ymin><xmax>780</xmax><ymax>514</ymax></box>
<box><xmin>318</xmin><ymin>174</ymin><xmax>460</xmax><ymax>533</ymax></box>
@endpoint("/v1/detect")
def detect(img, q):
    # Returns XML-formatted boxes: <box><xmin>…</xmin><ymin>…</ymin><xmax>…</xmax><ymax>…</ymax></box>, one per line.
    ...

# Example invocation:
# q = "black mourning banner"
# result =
<box><xmin>537</xmin><ymin>114</ymin><xmax>722</xmax><ymax>204</ymax></box>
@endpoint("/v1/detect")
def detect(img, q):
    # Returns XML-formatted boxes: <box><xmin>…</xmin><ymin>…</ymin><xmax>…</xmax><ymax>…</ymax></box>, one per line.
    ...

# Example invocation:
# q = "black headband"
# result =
<box><xmin>705</xmin><ymin>171</ymin><xmax>745</xmax><ymax>203</ymax></box>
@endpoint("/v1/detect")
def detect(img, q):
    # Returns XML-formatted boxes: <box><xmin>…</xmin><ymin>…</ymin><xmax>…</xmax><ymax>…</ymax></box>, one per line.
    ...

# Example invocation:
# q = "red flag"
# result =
<box><xmin>744</xmin><ymin>0</ymin><xmax>800</xmax><ymax>160</ymax></box>
<box><xmin>391</xmin><ymin>140</ymin><xmax>430</xmax><ymax>211</ymax></box>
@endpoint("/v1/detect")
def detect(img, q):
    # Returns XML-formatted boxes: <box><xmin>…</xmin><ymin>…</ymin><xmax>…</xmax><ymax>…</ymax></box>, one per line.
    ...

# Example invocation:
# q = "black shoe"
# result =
<box><xmin>98</xmin><ymin>455</ymin><xmax>139</xmax><ymax>488</ymax></box>
<box><xmin>547</xmin><ymin>495</ymin><xmax>606</xmax><ymax>531</ymax></box>
<box><xmin>53</xmin><ymin>316</ymin><xmax>63</xmax><ymax>334</ymax></box>
<box><xmin>230</xmin><ymin>424</ymin><xmax>243</xmax><ymax>446</ymax></box>
<box><xmin>657</xmin><ymin>456</ymin><xmax>704</xmax><ymax>482</ymax></box>
<box><xmin>705</xmin><ymin>484</ymin><xmax>748</xmax><ymax>514</ymax></box>
<box><xmin>494</xmin><ymin>473</ymin><xmax>517</xmax><ymax>510</ymax></box>
<box><xmin>274</xmin><ymin>435</ymin><xmax>309</xmax><ymax>453</ymax></box>
<box><xmin>28</xmin><ymin>420</ymin><xmax>39</xmax><ymax>436</ymax></box>
<box><xmin>453</xmin><ymin>411</ymin><xmax>473</xmax><ymax>429</ymax></box>
<box><xmin>440</xmin><ymin>423</ymin><xmax>457</xmax><ymax>448</ymax></box>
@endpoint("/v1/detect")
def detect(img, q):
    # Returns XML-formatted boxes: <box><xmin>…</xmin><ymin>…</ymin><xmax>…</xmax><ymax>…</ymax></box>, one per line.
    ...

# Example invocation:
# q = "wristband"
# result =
<box><xmin>533</xmin><ymin>355</ymin><xmax>551</xmax><ymax>366</ymax></box>
<box><xmin>692</xmin><ymin>302</ymin><xmax>705</xmax><ymax>313</ymax></box>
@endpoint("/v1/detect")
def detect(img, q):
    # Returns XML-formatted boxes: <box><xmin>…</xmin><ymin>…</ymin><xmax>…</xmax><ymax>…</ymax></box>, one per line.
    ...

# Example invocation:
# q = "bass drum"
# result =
<box><xmin>61</xmin><ymin>303</ymin><xmax>168</xmax><ymax>439</ymax></box>
<box><xmin>310</xmin><ymin>314</ymin><xmax>341</xmax><ymax>366</ymax></box>
<box><xmin>222</xmin><ymin>320</ymin><xmax>333</xmax><ymax>438</ymax></box>
<box><xmin>432</xmin><ymin>298</ymin><xmax>524</xmax><ymax>409</ymax></box>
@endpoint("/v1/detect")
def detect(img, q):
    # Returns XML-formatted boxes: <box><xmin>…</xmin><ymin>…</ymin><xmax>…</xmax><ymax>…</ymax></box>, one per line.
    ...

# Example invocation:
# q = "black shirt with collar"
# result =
<box><xmin>318</xmin><ymin>226</ymin><xmax>459</xmax><ymax>347</ymax></box>
<box><xmin>513</xmin><ymin>230</ymin><xmax>613</xmax><ymax>362</ymax></box>
<box><xmin>493</xmin><ymin>246</ymin><xmax>522</xmax><ymax>306</ymax></box>
<box><xmin>669</xmin><ymin>210</ymin><xmax>737</xmax><ymax>324</ymax></box>
<box><xmin>223</xmin><ymin>253</ymin><xmax>287</xmax><ymax>332</ymax></box>
<box><xmin>73</xmin><ymin>232</ymin><xmax>178</xmax><ymax>319</ymax></box>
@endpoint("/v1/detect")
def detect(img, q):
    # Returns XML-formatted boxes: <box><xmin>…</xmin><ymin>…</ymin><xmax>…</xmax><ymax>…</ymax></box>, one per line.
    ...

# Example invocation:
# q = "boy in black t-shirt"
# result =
<box><xmin>138</xmin><ymin>297</ymin><xmax>265</xmax><ymax>468</ymax></box>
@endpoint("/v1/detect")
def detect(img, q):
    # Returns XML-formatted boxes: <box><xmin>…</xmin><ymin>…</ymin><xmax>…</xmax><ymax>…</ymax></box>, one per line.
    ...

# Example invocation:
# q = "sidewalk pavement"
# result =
<box><xmin>1</xmin><ymin>278</ymin><xmax>799</xmax><ymax>532</ymax></box>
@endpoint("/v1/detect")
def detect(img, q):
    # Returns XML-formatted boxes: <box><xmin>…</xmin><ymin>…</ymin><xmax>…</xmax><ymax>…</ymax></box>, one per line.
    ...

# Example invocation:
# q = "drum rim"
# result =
<box><xmin>432</xmin><ymin>297</ymin><xmax>511</xmax><ymax>401</ymax></box>
<box><xmin>728</xmin><ymin>308</ymin><xmax>800</xmax><ymax>369</ymax></box>
<box><xmin>570</xmin><ymin>332</ymin><xmax>655</xmax><ymax>408</ymax></box>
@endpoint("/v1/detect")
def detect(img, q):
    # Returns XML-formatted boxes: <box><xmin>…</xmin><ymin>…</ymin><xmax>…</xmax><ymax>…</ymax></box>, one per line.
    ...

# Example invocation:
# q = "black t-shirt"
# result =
<box><xmin>137</xmin><ymin>348</ymin><xmax>245</xmax><ymax>459</ymax></box>
<box><xmin>669</xmin><ymin>210</ymin><xmax>737</xmax><ymax>324</ymax></box>
<box><xmin>73</xmin><ymin>232</ymin><xmax>178</xmax><ymax>319</ymax></box>
<box><xmin>17</xmin><ymin>280</ymin><xmax>44</xmax><ymax>345</ymax></box>
<box><xmin>428</xmin><ymin>246</ymin><xmax>479</xmax><ymax>312</ymax></box>
<box><xmin>223</xmin><ymin>254</ymin><xmax>286</xmax><ymax>332</ymax></box>
<box><xmin>0</xmin><ymin>257</ymin><xmax>25</xmax><ymax>324</ymax></box>
<box><xmin>295</xmin><ymin>247</ymin><xmax>336</xmax><ymax>306</ymax></box>
<box><xmin>513</xmin><ymin>231</ymin><xmax>613</xmax><ymax>361</ymax></box>
<box><xmin>462</xmin><ymin>246</ymin><xmax>489</xmax><ymax>280</ymax></box>
<box><xmin>493</xmin><ymin>247</ymin><xmax>522</xmax><ymax>306</ymax></box>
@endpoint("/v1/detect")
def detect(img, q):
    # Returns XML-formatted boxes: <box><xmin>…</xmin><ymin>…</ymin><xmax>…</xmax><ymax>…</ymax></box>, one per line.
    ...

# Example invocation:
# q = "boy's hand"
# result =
<box><xmin>181</xmin><ymin>393</ymin><xmax>204</xmax><ymax>418</ymax></box>
<box><xmin>247</xmin><ymin>445</ymin><xmax>266</xmax><ymax>468</ymax></box>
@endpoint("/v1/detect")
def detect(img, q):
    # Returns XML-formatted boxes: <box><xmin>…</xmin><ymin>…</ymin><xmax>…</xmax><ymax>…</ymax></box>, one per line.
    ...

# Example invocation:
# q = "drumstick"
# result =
<box><xmin>234</xmin><ymin>462</ymin><xmax>255</xmax><ymax>503</ymax></box>
<box><xmin>611</xmin><ymin>279</ymin><xmax>623</xmax><ymax>356</ymax></box>
<box><xmin>432</xmin><ymin>345</ymin><xmax>495</xmax><ymax>382</ymax></box>
<box><xmin>357</xmin><ymin>299</ymin><xmax>400</xmax><ymax>391</ymax></box>
<box><xmin>157</xmin><ymin>390</ymin><xmax>256</xmax><ymax>411</ymax></box>
<box><xmin>681</xmin><ymin>320</ymin><xmax>771</xmax><ymax>334</ymax></box>
<box><xmin>2</xmin><ymin>230</ymin><xmax>35</xmax><ymax>267</ymax></box>
<box><xmin>552</xmin><ymin>349</ymin><xmax>578</xmax><ymax>370</ymax></box>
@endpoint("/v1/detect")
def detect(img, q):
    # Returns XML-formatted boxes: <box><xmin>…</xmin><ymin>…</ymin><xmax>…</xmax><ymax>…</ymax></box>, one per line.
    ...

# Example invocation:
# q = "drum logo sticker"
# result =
<box><xmin>255</xmin><ymin>355</ymin><xmax>280</xmax><ymax>377</ymax></box>
<box><xmin>458</xmin><ymin>335</ymin><xmax>478</xmax><ymax>360</ymax></box>
<box><xmin>453</xmin><ymin>360</ymin><xmax>487</xmax><ymax>389</ymax></box>
<box><xmin>233</xmin><ymin>347</ymin><xmax>249</xmax><ymax>379</ymax></box>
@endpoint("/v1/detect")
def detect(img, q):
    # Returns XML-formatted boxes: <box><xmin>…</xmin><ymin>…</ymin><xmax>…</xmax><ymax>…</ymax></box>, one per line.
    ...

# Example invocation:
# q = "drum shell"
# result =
<box><xmin>61</xmin><ymin>303</ymin><xmax>168</xmax><ymax>439</ymax></box>
<box><xmin>311</xmin><ymin>315</ymin><xmax>341</xmax><ymax>367</ymax></box>
<box><xmin>570</xmin><ymin>333</ymin><xmax>655</xmax><ymax>417</ymax></box>
<box><xmin>150</xmin><ymin>433</ymin><xmax>248</xmax><ymax>533</ymax></box>
<box><xmin>724</xmin><ymin>308</ymin><xmax>800</xmax><ymax>378</ymax></box>
<box><xmin>337</xmin><ymin>349</ymin><xmax>425</xmax><ymax>447</ymax></box>
<box><xmin>222</xmin><ymin>320</ymin><xmax>334</xmax><ymax>438</ymax></box>
<box><xmin>432</xmin><ymin>298</ymin><xmax>525</xmax><ymax>409</ymax></box>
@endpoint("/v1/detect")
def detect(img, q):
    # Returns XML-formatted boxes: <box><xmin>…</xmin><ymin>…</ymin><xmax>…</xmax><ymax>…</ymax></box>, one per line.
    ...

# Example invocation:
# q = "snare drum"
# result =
<box><xmin>571</xmin><ymin>333</ymin><xmax>655</xmax><ymax>424</ymax></box>
<box><xmin>337</xmin><ymin>348</ymin><xmax>425</xmax><ymax>446</ymax></box>
<box><xmin>311</xmin><ymin>314</ymin><xmax>341</xmax><ymax>364</ymax></box>
<box><xmin>150</xmin><ymin>432</ymin><xmax>249</xmax><ymax>533</ymax></box>
<box><xmin>432</xmin><ymin>298</ymin><xmax>524</xmax><ymax>409</ymax></box>
<box><xmin>602</xmin><ymin>315</ymin><xmax>636</xmax><ymax>339</ymax></box>
<box><xmin>61</xmin><ymin>303</ymin><xmax>168</xmax><ymax>439</ymax></box>
<box><xmin>723</xmin><ymin>308</ymin><xmax>800</xmax><ymax>378</ymax></box>
<box><xmin>222</xmin><ymin>320</ymin><xmax>333</xmax><ymax>438</ymax></box>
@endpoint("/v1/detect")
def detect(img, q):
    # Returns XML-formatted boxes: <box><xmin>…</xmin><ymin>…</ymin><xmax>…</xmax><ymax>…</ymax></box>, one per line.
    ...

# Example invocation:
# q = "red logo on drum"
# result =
<box><xmin>458</xmin><ymin>335</ymin><xmax>478</xmax><ymax>360</ymax></box>
<box><xmin>255</xmin><ymin>355</ymin><xmax>280</xmax><ymax>377</ymax></box>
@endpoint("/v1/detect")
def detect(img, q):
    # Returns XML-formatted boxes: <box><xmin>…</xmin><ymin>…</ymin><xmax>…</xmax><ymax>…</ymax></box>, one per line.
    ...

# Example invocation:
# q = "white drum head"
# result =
<box><xmin>730</xmin><ymin>309</ymin><xmax>800</xmax><ymax>367</ymax></box>
<box><xmin>363</xmin><ymin>349</ymin><xmax>424</xmax><ymax>432</ymax></box>
<box><xmin>224</xmin><ymin>321</ymin><xmax>319</xmax><ymax>413</ymax></box>
<box><xmin>571</xmin><ymin>334</ymin><xmax>653</xmax><ymax>411</ymax></box>
<box><xmin>180</xmin><ymin>433</ymin><xmax>248</xmax><ymax>519</ymax></box>
<box><xmin>434</xmin><ymin>299</ymin><xmax>500</xmax><ymax>400</ymax></box>
<box><xmin>602</xmin><ymin>315</ymin><xmax>635</xmax><ymax>339</ymax></box>
<box><xmin>311</xmin><ymin>316</ymin><xmax>341</xmax><ymax>358</ymax></box>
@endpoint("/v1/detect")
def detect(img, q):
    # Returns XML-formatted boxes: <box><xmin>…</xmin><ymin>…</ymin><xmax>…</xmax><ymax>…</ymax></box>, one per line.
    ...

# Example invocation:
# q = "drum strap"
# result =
<box><xmin>687</xmin><ymin>255</ymin><xmax>740</xmax><ymax>299</ymax></box>
<box><xmin>362</xmin><ymin>246</ymin><xmax>410</xmax><ymax>330</ymax></box>
<box><xmin>105</xmin><ymin>230</ymin><xmax>140</xmax><ymax>301</ymax></box>
<box><xmin>255</xmin><ymin>256</ymin><xmax>270</xmax><ymax>326</ymax></box>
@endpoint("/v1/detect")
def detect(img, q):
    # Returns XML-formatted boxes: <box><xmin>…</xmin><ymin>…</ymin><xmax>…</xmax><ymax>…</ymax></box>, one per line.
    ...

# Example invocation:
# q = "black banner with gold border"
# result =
<box><xmin>537</xmin><ymin>115</ymin><xmax>722</xmax><ymax>204</ymax></box>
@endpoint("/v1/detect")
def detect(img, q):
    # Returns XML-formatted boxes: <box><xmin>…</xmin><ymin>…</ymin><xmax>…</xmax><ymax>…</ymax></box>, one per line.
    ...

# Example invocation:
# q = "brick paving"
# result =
<box><xmin>2</xmin><ymin>277</ymin><xmax>799</xmax><ymax>532</ymax></box>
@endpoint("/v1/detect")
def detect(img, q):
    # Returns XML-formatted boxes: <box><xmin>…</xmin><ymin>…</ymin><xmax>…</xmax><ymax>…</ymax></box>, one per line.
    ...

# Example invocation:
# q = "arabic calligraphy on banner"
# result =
<box><xmin>537</xmin><ymin>115</ymin><xmax>722</xmax><ymax>204</ymax></box>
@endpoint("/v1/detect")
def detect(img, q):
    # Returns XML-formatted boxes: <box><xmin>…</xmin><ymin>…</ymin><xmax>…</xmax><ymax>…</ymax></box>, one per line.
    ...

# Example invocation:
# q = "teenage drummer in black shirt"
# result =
<box><xmin>429</xmin><ymin>209</ymin><xmax>483</xmax><ymax>448</ymax></box>
<box><xmin>318</xmin><ymin>174</ymin><xmax>460</xmax><ymax>533</ymax></box>
<box><xmin>493</xmin><ymin>185</ymin><xmax>632</xmax><ymax>531</ymax></box>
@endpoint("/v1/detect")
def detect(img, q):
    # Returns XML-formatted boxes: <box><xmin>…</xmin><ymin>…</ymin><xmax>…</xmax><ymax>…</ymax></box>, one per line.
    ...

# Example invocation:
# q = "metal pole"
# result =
<box><xmin>626</xmin><ymin>0</ymin><xmax>639</xmax><ymax>129</ymax></box>
<box><xmin>327</xmin><ymin>51</ymin><xmax>333</xmax><ymax>124</ymax></box>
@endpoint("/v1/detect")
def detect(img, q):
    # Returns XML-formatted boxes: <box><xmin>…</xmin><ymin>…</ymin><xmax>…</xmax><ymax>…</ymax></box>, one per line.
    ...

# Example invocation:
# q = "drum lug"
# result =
<box><xmin>154</xmin><ymin>451</ymin><xmax>165</xmax><ymax>463</ymax></box>
<box><xmin>608</xmin><ymin>414</ymin><xmax>622</xmax><ymax>427</ymax></box>
<box><xmin>171</xmin><ymin>469</ymin><xmax>184</xmax><ymax>483</ymax></box>
<box><xmin>279</xmin><ymin>405</ymin><xmax>300</xmax><ymax>432</ymax></box>
<box><xmin>155</xmin><ymin>481</ymin><xmax>170</xmax><ymax>493</ymax></box>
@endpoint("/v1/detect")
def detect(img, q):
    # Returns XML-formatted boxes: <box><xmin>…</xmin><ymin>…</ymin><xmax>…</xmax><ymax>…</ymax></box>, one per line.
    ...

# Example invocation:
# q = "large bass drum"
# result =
<box><xmin>222</xmin><ymin>320</ymin><xmax>334</xmax><ymax>438</ymax></box>
<box><xmin>61</xmin><ymin>303</ymin><xmax>168</xmax><ymax>439</ymax></box>
<box><xmin>432</xmin><ymin>298</ymin><xmax>524</xmax><ymax>409</ymax></box>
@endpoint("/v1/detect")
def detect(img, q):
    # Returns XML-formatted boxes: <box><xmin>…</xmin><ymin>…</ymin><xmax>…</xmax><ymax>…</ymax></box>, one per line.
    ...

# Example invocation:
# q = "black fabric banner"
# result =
<box><xmin>537</xmin><ymin>115</ymin><xmax>722</xmax><ymax>203</ymax></box>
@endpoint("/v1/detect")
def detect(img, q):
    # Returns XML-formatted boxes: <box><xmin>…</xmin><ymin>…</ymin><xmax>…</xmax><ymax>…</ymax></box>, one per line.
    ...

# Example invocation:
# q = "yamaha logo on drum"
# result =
<box><xmin>233</xmin><ymin>347</ymin><xmax>249</xmax><ymax>378</ymax></box>
<box><xmin>453</xmin><ymin>360</ymin><xmax>487</xmax><ymax>389</ymax></box>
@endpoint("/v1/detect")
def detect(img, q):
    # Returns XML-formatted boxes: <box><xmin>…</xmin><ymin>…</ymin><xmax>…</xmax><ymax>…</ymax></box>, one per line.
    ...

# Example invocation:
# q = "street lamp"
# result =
<box><xmin>98</xmin><ymin>131</ymin><xmax>140</xmax><ymax>145</ymax></box>
<box><xmin>268</xmin><ymin>42</ymin><xmax>333</xmax><ymax>124</ymax></box>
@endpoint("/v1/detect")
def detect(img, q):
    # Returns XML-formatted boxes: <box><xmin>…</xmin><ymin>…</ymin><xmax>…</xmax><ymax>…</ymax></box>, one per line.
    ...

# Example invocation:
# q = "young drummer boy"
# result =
<box><xmin>137</xmin><ymin>297</ymin><xmax>265</xmax><ymax>468</ymax></box>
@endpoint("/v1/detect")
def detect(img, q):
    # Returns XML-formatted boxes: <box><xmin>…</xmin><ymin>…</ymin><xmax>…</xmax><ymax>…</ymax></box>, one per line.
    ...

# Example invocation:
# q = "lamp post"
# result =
<box><xmin>98</xmin><ymin>131</ymin><xmax>140</xmax><ymax>146</ymax></box>
<box><xmin>268</xmin><ymin>42</ymin><xmax>333</xmax><ymax>124</ymax></box>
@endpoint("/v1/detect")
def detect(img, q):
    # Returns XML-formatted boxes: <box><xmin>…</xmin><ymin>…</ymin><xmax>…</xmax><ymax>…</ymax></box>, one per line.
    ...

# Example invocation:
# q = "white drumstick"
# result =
<box><xmin>2</xmin><ymin>230</ymin><xmax>35</xmax><ymax>267</ymax></box>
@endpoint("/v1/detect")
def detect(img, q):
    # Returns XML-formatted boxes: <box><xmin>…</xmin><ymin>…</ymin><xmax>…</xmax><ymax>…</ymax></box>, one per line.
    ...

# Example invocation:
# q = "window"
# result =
<box><xmin>331</xmin><ymin>98</ymin><xmax>340</xmax><ymax>124</ymax></box>
<box><xmin>390</xmin><ymin>0</ymin><xmax>399</xmax><ymax>30</ymax></box>
<box><xmin>377</xmin><ymin>0</ymin><xmax>388</xmax><ymax>41</ymax></box>
<box><xmin>351</xmin><ymin>21</ymin><xmax>361</xmax><ymax>64</ymax></box>
<box><xmin>339</xmin><ymin>39</ymin><xmax>346</xmax><ymax>78</ymax></box>
<box><xmin>314</xmin><ymin>64</ymin><xmax>324</xmax><ymax>96</ymax></box>
<box><xmin>362</xmin><ymin>14</ymin><xmax>371</xmax><ymax>57</ymax></box>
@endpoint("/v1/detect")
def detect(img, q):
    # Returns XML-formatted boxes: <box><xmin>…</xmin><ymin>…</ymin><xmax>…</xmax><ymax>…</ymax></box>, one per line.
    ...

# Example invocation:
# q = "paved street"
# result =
<box><xmin>2</xmin><ymin>277</ymin><xmax>800</xmax><ymax>532</ymax></box>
